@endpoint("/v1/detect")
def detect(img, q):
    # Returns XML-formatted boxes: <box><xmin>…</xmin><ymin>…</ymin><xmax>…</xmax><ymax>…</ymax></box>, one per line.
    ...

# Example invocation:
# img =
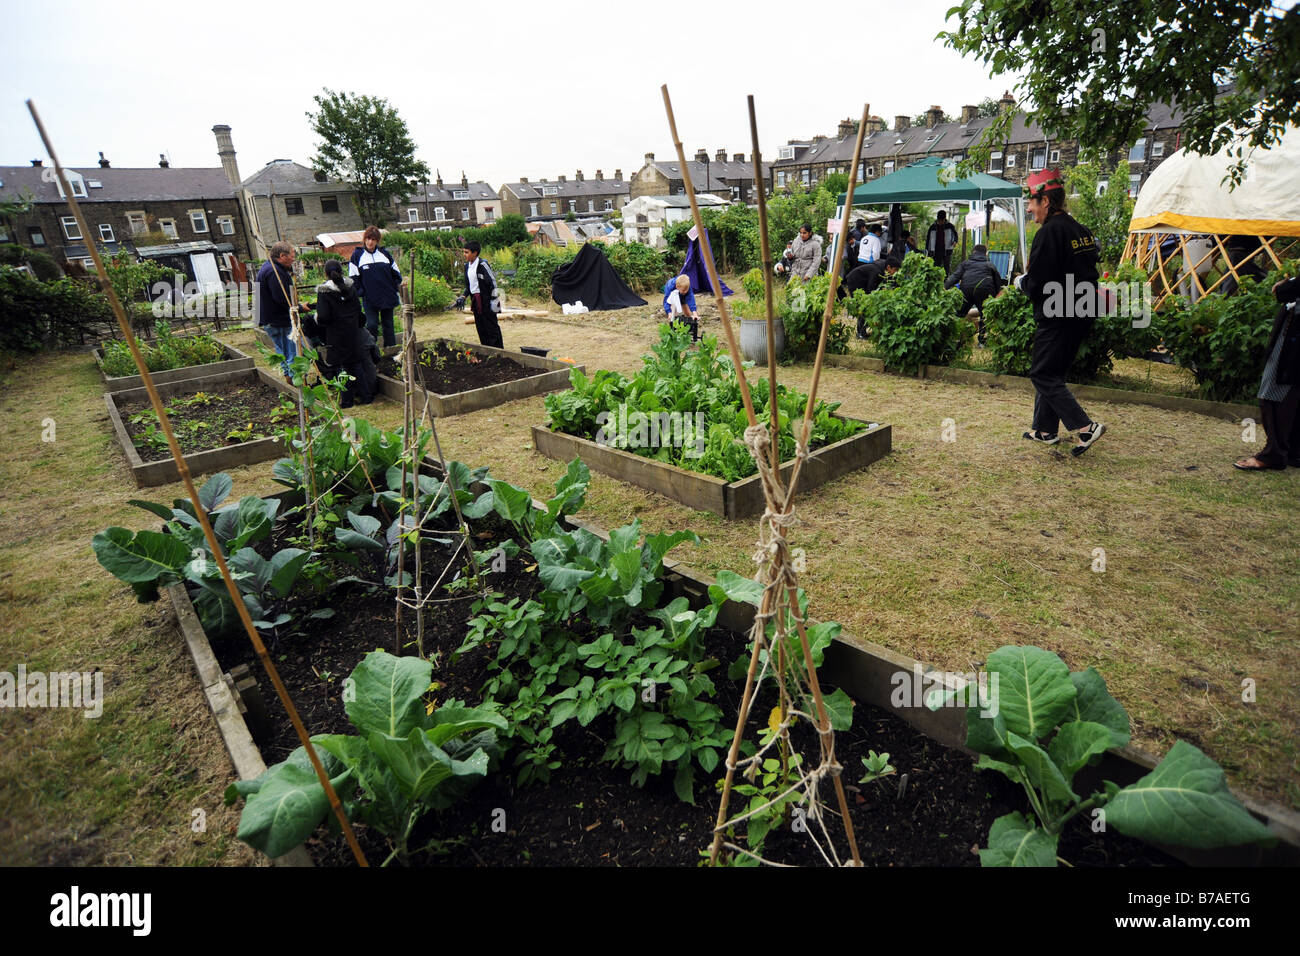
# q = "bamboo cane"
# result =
<box><xmin>748</xmin><ymin>96</ymin><xmax>780</xmax><ymax>478</ymax></box>
<box><xmin>26</xmin><ymin>100</ymin><xmax>368</xmax><ymax>866</ymax></box>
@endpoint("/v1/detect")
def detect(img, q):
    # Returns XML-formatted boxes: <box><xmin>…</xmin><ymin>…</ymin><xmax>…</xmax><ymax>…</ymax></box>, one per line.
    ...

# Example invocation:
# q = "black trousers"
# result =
<box><xmin>363</xmin><ymin>302</ymin><xmax>396</xmax><ymax>348</ymax></box>
<box><xmin>1256</xmin><ymin>387</ymin><xmax>1300</xmax><ymax>467</ymax></box>
<box><xmin>1029</xmin><ymin>318</ymin><xmax>1094</xmax><ymax>435</ymax></box>
<box><xmin>473</xmin><ymin>309</ymin><xmax>503</xmax><ymax>350</ymax></box>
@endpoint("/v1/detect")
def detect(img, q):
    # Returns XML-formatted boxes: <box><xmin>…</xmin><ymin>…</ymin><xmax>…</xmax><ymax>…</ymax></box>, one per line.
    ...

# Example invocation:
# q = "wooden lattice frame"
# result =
<box><xmin>1120</xmin><ymin>231</ymin><xmax>1299</xmax><ymax>309</ymax></box>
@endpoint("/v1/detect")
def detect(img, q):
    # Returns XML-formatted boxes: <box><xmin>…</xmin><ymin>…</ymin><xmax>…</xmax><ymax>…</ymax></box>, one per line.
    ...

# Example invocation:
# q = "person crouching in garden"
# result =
<box><xmin>1235</xmin><ymin>274</ymin><xmax>1300</xmax><ymax>471</ymax></box>
<box><xmin>454</xmin><ymin>240</ymin><xmax>503</xmax><ymax>349</ymax></box>
<box><xmin>315</xmin><ymin>260</ymin><xmax>374</xmax><ymax>408</ymax></box>
<box><xmin>1015</xmin><ymin>169</ymin><xmax>1107</xmax><ymax>456</ymax></box>
<box><xmin>662</xmin><ymin>274</ymin><xmax>699</xmax><ymax>342</ymax></box>
<box><xmin>945</xmin><ymin>243</ymin><xmax>1004</xmax><ymax>343</ymax></box>
<box><xmin>348</xmin><ymin>225</ymin><xmax>402</xmax><ymax>348</ymax></box>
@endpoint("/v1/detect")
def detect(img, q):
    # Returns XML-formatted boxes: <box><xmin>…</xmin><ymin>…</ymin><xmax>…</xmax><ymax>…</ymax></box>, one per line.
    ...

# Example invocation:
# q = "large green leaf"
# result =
<box><xmin>1066</xmin><ymin>668</ymin><xmax>1131</xmax><ymax>748</ymax></box>
<box><xmin>92</xmin><ymin>527</ymin><xmax>191</xmax><ymax>584</ymax></box>
<box><xmin>547</xmin><ymin>458</ymin><xmax>590</xmax><ymax>516</ymax></box>
<box><xmin>642</xmin><ymin>529</ymin><xmax>700</xmax><ymax>568</ymax></box>
<box><xmin>335</xmin><ymin>528</ymin><xmax>384</xmax><ymax>552</ymax></box>
<box><xmin>707</xmin><ymin>569</ymin><xmax>764</xmax><ymax>607</ymax></box>
<box><xmin>228</xmin><ymin>745</ymin><xmax>351</xmax><ymax>859</ymax></box>
<box><xmin>985</xmin><ymin>645</ymin><xmax>1076</xmax><ymax>740</ymax></box>
<box><xmin>1105</xmin><ymin>741</ymin><xmax>1275</xmax><ymax>849</ymax></box>
<box><xmin>980</xmin><ymin>811</ymin><xmax>1059</xmax><ymax>867</ymax></box>
<box><xmin>268</xmin><ymin>548</ymin><xmax>312</xmax><ymax>598</ymax></box>
<box><xmin>367</xmin><ymin>730</ymin><xmax>456</xmax><ymax>801</ymax></box>
<box><xmin>198</xmin><ymin>473</ymin><xmax>233</xmax><ymax>512</ymax></box>
<box><xmin>424</xmin><ymin>705</ymin><xmax>508</xmax><ymax>748</ymax></box>
<box><xmin>126</xmin><ymin>498</ymin><xmax>174</xmax><ymax>522</ymax></box>
<box><xmin>1047</xmin><ymin>720</ymin><xmax>1115</xmax><ymax>780</ymax></box>
<box><xmin>228</xmin><ymin>547</ymin><xmax>271</xmax><ymax>595</ymax></box>
<box><xmin>822</xmin><ymin>687</ymin><xmax>854</xmax><ymax>731</ymax></box>
<box><xmin>488</xmin><ymin>479</ymin><xmax>533</xmax><ymax>524</ymax></box>
<box><xmin>965</xmin><ymin>707</ymin><xmax>1011</xmax><ymax>756</ymax></box>
<box><xmin>1006</xmin><ymin>732</ymin><xmax>1078</xmax><ymax>805</ymax></box>
<box><xmin>345</xmin><ymin>650</ymin><xmax>432</xmax><ymax>738</ymax></box>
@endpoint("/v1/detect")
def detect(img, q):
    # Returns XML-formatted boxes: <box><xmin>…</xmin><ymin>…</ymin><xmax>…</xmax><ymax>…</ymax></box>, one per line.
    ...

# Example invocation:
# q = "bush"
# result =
<box><xmin>1162</xmin><ymin>271</ymin><xmax>1288</xmax><ymax>401</ymax></box>
<box><xmin>507</xmin><ymin>244</ymin><xmax>579</xmax><ymax>298</ymax></box>
<box><xmin>780</xmin><ymin>275</ymin><xmax>853</xmax><ymax>360</ymax></box>
<box><xmin>0</xmin><ymin>243</ymin><xmax>62</xmax><ymax>281</ymax></box>
<box><xmin>742</xmin><ymin>268</ymin><xmax>765</xmax><ymax>301</ymax></box>
<box><xmin>298</xmin><ymin>249</ymin><xmax>342</xmax><ymax>270</ymax></box>
<box><xmin>412</xmin><ymin>274</ymin><xmax>455</xmax><ymax>312</ymax></box>
<box><xmin>99</xmin><ymin>320</ymin><xmax>225</xmax><ymax>376</ymax></box>
<box><xmin>602</xmin><ymin>241</ymin><xmax>674</xmax><ymax>292</ymax></box>
<box><xmin>855</xmin><ymin>254</ymin><xmax>971</xmax><ymax>373</ymax></box>
<box><xmin>0</xmin><ymin>266</ymin><xmax>113</xmax><ymax>353</ymax></box>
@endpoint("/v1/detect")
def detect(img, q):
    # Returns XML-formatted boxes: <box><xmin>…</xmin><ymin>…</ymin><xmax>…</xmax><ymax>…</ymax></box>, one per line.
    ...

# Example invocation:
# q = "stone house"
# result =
<box><xmin>392</xmin><ymin>174</ymin><xmax>500</xmax><ymax>231</ymax></box>
<box><xmin>0</xmin><ymin>155</ymin><xmax>250</xmax><ymax>277</ymax></box>
<box><xmin>236</xmin><ymin>159</ymin><xmax>363</xmax><ymax>258</ymax></box>
<box><xmin>629</xmin><ymin>150</ymin><xmax>771</xmax><ymax>204</ymax></box>
<box><xmin>498</xmin><ymin>170</ymin><xmax>630</xmax><ymax>221</ymax></box>
<box><xmin>620</xmin><ymin>194</ymin><xmax>729</xmax><ymax>250</ymax></box>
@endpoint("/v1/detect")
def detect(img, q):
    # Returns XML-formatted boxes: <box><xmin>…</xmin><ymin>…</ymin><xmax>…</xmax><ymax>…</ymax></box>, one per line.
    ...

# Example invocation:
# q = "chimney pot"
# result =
<box><xmin>644</xmin><ymin>153</ymin><xmax>654</xmax><ymax>164</ymax></box>
<box><xmin>595</xmin><ymin>169</ymin><xmax>603</xmax><ymax>179</ymax></box>
<box><xmin>519</xmin><ymin>176</ymin><xmax>527</xmax><ymax>183</ymax></box>
<box><xmin>894</xmin><ymin>115</ymin><xmax>910</xmax><ymax>131</ymax></box>
<box><xmin>715</xmin><ymin>148</ymin><xmax>726</xmax><ymax>162</ymax></box>
<box><xmin>30</xmin><ymin>159</ymin><xmax>42</xmax><ymax>167</ymax></box>
<box><xmin>998</xmin><ymin>90</ymin><xmax>1016</xmax><ymax>114</ymax></box>
<box><xmin>558</xmin><ymin>175</ymin><xmax>566</xmax><ymax>183</ymax></box>
<box><xmin>960</xmin><ymin>104</ymin><xmax>978</xmax><ymax>124</ymax></box>
<box><xmin>98</xmin><ymin>151</ymin><xmax>110</xmax><ymax>168</ymax></box>
<box><xmin>461</xmin><ymin>171</ymin><xmax>468</xmax><ymax>188</ymax></box>
<box><xmin>159</xmin><ymin>153</ymin><xmax>169</xmax><ymax>168</ymax></box>
<box><xmin>575</xmin><ymin>169</ymin><xmax>584</xmax><ymax>181</ymax></box>
<box><xmin>926</xmin><ymin>105</ymin><xmax>944</xmax><ymax>128</ymax></box>
<box><xmin>733</xmin><ymin>153</ymin><xmax>744</xmax><ymax>163</ymax></box>
<box><xmin>615</xmin><ymin>169</ymin><xmax>622</xmax><ymax>180</ymax></box>
<box><xmin>695</xmin><ymin>149</ymin><xmax>709</xmax><ymax>162</ymax></box>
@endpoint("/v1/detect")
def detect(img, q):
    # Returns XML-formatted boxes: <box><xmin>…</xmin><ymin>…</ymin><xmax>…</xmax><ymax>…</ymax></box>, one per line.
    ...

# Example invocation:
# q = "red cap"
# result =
<box><xmin>1025</xmin><ymin>168</ymin><xmax>1065</xmax><ymax>197</ymax></box>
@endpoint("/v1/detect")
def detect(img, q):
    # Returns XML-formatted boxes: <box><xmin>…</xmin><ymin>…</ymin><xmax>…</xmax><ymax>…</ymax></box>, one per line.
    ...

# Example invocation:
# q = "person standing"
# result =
<box><xmin>348</xmin><ymin>225</ymin><xmax>402</xmax><ymax>348</ymax></box>
<box><xmin>662</xmin><ymin>274</ymin><xmax>699</xmax><ymax>341</ymax></box>
<box><xmin>1235</xmin><ymin>274</ymin><xmax>1300</xmax><ymax>470</ymax></box>
<box><xmin>1015</xmin><ymin>168</ymin><xmax>1107</xmax><ymax>456</ymax></box>
<box><xmin>256</xmin><ymin>241</ymin><xmax>298</xmax><ymax>378</ymax></box>
<box><xmin>926</xmin><ymin>210</ymin><xmax>958</xmax><ymax>272</ymax></box>
<box><xmin>790</xmin><ymin>223</ymin><xmax>823</xmax><ymax>280</ymax></box>
<box><xmin>314</xmin><ymin>259</ymin><xmax>374</xmax><ymax>407</ymax></box>
<box><xmin>857</xmin><ymin>223</ymin><xmax>883</xmax><ymax>265</ymax></box>
<box><xmin>454</xmin><ymin>240</ymin><xmax>503</xmax><ymax>349</ymax></box>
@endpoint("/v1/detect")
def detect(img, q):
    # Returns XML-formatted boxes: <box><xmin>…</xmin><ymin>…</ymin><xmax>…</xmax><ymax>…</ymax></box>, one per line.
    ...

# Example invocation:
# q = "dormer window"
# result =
<box><xmin>778</xmin><ymin>146</ymin><xmax>795</xmax><ymax>160</ymax></box>
<box><xmin>453</xmin><ymin>189</ymin><xmax>470</xmax><ymax>200</ymax></box>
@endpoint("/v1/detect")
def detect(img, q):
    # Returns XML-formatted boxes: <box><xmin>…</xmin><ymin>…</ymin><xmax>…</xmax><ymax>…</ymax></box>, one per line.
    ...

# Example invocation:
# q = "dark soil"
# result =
<box><xmin>120</xmin><ymin>380</ymin><xmax>294</xmax><ymax>461</ymax></box>
<box><xmin>377</xmin><ymin>341</ymin><xmax>541</xmax><ymax>394</ymax></box>
<box><xmin>206</xmin><ymin>508</ymin><xmax>1179</xmax><ymax>868</ymax></box>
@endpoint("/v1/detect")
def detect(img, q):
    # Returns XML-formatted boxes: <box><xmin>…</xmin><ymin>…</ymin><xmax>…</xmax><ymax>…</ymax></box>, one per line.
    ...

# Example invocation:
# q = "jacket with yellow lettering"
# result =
<box><xmin>1020</xmin><ymin>211</ymin><xmax>1100</xmax><ymax>322</ymax></box>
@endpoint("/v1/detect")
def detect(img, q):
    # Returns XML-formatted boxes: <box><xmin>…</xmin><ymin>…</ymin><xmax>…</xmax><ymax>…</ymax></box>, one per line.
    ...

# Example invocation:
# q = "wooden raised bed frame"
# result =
<box><xmin>165</xmin><ymin>476</ymin><xmax>1300</xmax><ymax>867</ymax></box>
<box><xmin>95</xmin><ymin>341</ymin><xmax>253</xmax><ymax>393</ymax></box>
<box><xmin>532</xmin><ymin>419</ymin><xmax>892</xmax><ymax>519</ymax></box>
<box><xmin>104</xmin><ymin>366</ymin><xmax>299</xmax><ymax>488</ymax></box>
<box><xmin>376</xmin><ymin>339</ymin><xmax>583</xmax><ymax>417</ymax></box>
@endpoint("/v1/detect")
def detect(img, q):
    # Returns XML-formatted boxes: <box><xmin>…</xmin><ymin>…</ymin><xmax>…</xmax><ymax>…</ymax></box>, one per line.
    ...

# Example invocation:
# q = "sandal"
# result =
<box><xmin>1022</xmin><ymin>430</ymin><xmax>1060</xmax><ymax>445</ymax></box>
<box><xmin>1071</xmin><ymin>422</ymin><xmax>1106</xmax><ymax>457</ymax></box>
<box><xmin>1234</xmin><ymin>456</ymin><xmax>1283</xmax><ymax>471</ymax></box>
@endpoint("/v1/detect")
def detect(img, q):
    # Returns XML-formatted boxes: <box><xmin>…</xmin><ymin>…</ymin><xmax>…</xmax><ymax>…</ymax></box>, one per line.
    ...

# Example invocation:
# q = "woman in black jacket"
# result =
<box><xmin>1235</xmin><ymin>274</ymin><xmax>1300</xmax><ymax>470</ymax></box>
<box><xmin>315</xmin><ymin>260</ymin><xmax>375</xmax><ymax>407</ymax></box>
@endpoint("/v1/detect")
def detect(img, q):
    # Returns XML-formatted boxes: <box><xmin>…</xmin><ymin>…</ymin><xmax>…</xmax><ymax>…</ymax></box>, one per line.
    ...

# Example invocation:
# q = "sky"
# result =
<box><xmin>0</xmin><ymin>0</ymin><xmax>1021</xmax><ymax>188</ymax></box>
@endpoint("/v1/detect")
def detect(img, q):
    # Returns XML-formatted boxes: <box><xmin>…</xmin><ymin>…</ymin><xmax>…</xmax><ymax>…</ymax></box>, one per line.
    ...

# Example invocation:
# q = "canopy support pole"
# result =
<box><xmin>1016</xmin><ymin>198</ymin><xmax>1028</xmax><ymax>274</ymax></box>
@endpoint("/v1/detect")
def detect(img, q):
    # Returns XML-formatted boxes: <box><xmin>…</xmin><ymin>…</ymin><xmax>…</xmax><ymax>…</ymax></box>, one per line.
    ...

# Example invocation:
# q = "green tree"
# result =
<box><xmin>1064</xmin><ymin>161</ymin><xmax>1135</xmax><ymax>266</ymax></box>
<box><xmin>941</xmin><ymin>1</ymin><xmax>1299</xmax><ymax>186</ymax></box>
<box><xmin>976</xmin><ymin>97</ymin><xmax>1000</xmax><ymax>118</ymax></box>
<box><xmin>306</xmin><ymin>89</ymin><xmax>430</xmax><ymax>226</ymax></box>
<box><xmin>820</xmin><ymin>172</ymin><xmax>850</xmax><ymax>195</ymax></box>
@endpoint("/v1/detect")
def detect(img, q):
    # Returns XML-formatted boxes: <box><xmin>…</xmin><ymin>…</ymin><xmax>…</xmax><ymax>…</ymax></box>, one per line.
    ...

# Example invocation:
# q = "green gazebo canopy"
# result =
<box><xmin>837</xmin><ymin>156</ymin><xmax>1022</xmax><ymax>204</ymax></box>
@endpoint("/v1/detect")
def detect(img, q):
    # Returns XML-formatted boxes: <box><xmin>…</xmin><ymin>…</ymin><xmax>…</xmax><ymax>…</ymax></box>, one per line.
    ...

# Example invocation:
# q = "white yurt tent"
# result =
<box><xmin>1121</xmin><ymin>125</ymin><xmax>1300</xmax><ymax>306</ymax></box>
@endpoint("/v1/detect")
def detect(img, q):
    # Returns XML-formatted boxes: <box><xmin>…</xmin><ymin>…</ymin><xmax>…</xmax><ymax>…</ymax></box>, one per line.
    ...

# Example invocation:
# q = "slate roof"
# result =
<box><xmin>502</xmin><ymin>178</ymin><xmax>629</xmax><ymax>199</ymax></box>
<box><xmin>0</xmin><ymin>165</ymin><xmax>236</xmax><ymax>203</ymax></box>
<box><xmin>647</xmin><ymin>160</ymin><xmax>771</xmax><ymax>191</ymax></box>
<box><xmin>240</xmin><ymin>160</ymin><xmax>352</xmax><ymax>197</ymax></box>
<box><xmin>402</xmin><ymin>181</ymin><xmax>498</xmax><ymax>203</ymax></box>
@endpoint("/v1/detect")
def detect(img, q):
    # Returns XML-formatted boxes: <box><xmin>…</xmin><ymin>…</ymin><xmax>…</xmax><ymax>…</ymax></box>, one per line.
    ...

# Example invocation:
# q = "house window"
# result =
<box><xmin>99</xmin><ymin>223</ymin><xmax>115</xmax><ymax>242</ymax></box>
<box><xmin>28</xmin><ymin>226</ymin><xmax>45</xmax><ymax>246</ymax></box>
<box><xmin>1096</xmin><ymin>179</ymin><xmax>1109</xmax><ymax>196</ymax></box>
<box><xmin>1128</xmin><ymin>138</ymin><xmax>1147</xmax><ymax>163</ymax></box>
<box><xmin>569</xmin><ymin>200</ymin><xmax>577</xmax><ymax>212</ymax></box>
<box><xmin>284</xmin><ymin>197</ymin><xmax>304</xmax><ymax>215</ymax></box>
<box><xmin>776</xmin><ymin>171</ymin><xmax>787</xmax><ymax>187</ymax></box>
<box><xmin>1030</xmin><ymin>147</ymin><xmax>1046</xmax><ymax>169</ymax></box>
<box><xmin>731</xmin><ymin>186</ymin><xmax>741</xmax><ymax>200</ymax></box>
<box><xmin>434</xmin><ymin>206</ymin><xmax>447</xmax><ymax>221</ymax></box>
<box><xmin>884</xmin><ymin>161</ymin><xmax>895</xmax><ymax>172</ymax></box>
<box><xmin>126</xmin><ymin>212</ymin><xmax>147</xmax><ymax>235</ymax></box>
<box><xmin>857</xmin><ymin>161</ymin><xmax>865</xmax><ymax>179</ymax></box>
<box><xmin>587</xmin><ymin>200</ymin><xmax>595</xmax><ymax>212</ymax></box>
<box><xmin>56</xmin><ymin>176</ymin><xmax>88</xmax><ymax>199</ymax></box>
<box><xmin>190</xmin><ymin>210</ymin><xmax>208</xmax><ymax>233</ymax></box>
<box><xmin>461</xmin><ymin>207</ymin><xmax>470</xmax><ymax>220</ymax></box>
<box><xmin>867</xmin><ymin>166</ymin><xmax>875</xmax><ymax>177</ymax></box>
<box><xmin>989</xmin><ymin>151</ymin><xmax>1003</xmax><ymax>173</ymax></box>
<box><xmin>453</xmin><ymin>189</ymin><xmax>470</xmax><ymax>200</ymax></box>
<box><xmin>61</xmin><ymin>216</ymin><xmax>82</xmax><ymax>240</ymax></box>
<box><xmin>778</xmin><ymin>146</ymin><xmax>795</xmax><ymax>160</ymax></box>
<box><xmin>1005</xmin><ymin>153</ymin><xmax>1017</xmax><ymax>169</ymax></box>
<box><xmin>603</xmin><ymin>199</ymin><xmax>613</xmax><ymax>211</ymax></box>
<box><xmin>1128</xmin><ymin>174</ymin><xmax>1141</xmax><ymax>197</ymax></box>
<box><xmin>320</xmin><ymin>195</ymin><xmax>339</xmax><ymax>214</ymax></box>
<box><xmin>485</xmin><ymin>207</ymin><xmax>495</xmax><ymax>221</ymax></box>
<box><xmin>1152</xmin><ymin>141</ymin><xmax>1165</xmax><ymax>159</ymax></box>
<box><xmin>1049</xmin><ymin>149</ymin><xmax>1060</xmax><ymax>164</ymax></box>
<box><xmin>530</xmin><ymin>202</ymin><xmax>539</xmax><ymax>216</ymax></box>
<box><xmin>0</xmin><ymin>225</ymin><xmax>8</xmax><ymax>242</ymax></box>
<box><xmin>801</xmin><ymin>169</ymin><xmax>811</xmax><ymax>185</ymax></box>
<box><xmin>159</xmin><ymin>218</ymin><xmax>178</xmax><ymax>238</ymax></box>
<box><xmin>408</xmin><ymin>208</ymin><xmax>419</xmax><ymax>222</ymax></box>
<box><xmin>550</xmin><ymin>202</ymin><xmax>557</xmax><ymax>214</ymax></box>
<box><xmin>217</xmin><ymin>216</ymin><xmax>234</xmax><ymax>235</ymax></box>
<box><xmin>542</xmin><ymin>186</ymin><xmax>558</xmax><ymax>196</ymax></box>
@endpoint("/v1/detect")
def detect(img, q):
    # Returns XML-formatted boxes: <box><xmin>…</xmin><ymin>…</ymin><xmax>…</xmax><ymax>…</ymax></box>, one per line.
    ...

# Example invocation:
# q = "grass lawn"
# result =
<box><xmin>2</xmin><ymin>292</ymin><xmax>1296</xmax><ymax>865</ymax></box>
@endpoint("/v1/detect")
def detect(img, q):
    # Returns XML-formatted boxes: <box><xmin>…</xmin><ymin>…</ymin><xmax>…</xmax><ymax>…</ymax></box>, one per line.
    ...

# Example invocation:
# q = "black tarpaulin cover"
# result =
<box><xmin>550</xmin><ymin>243</ymin><xmax>647</xmax><ymax>310</ymax></box>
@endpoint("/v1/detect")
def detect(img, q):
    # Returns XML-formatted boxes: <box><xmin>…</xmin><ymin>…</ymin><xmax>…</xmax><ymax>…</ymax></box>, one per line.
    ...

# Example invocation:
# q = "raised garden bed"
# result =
<box><xmin>532</xmin><ymin>419</ymin><xmax>892</xmax><ymax>519</ymax></box>
<box><xmin>94</xmin><ymin>340</ymin><xmax>252</xmax><ymax>393</ymax></box>
<box><xmin>164</xmin><ymin>481</ymin><xmax>1239</xmax><ymax>869</ymax></box>
<box><xmin>104</xmin><ymin>366</ymin><xmax>298</xmax><ymax>487</ymax></box>
<box><xmin>374</xmin><ymin>338</ymin><xmax>583</xmax><ymax>417</ymax></box>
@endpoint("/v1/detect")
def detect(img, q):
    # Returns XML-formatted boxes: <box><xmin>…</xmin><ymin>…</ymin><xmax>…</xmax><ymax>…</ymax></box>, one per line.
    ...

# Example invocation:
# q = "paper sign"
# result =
<box><xmin>687</xmin><ymin>225</ymin><xmax>699</xmax><ymax>242</ymax></box>
<box><xmin>826</xmin><ymin>218</ymin><xmax>844</xmax><ymax>237</ymax></box>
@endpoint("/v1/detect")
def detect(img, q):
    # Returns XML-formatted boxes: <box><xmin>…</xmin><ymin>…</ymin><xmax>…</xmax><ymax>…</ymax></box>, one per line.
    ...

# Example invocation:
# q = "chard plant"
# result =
<box><xmin>953</xmin><ymin>645</ymin><xmax>1274</xmax><ymax>866</ymax></box>
<box><xmin>226</xmin><ymin>649</ymin><xmax>505</xmax><ymax>865</ymax></box>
